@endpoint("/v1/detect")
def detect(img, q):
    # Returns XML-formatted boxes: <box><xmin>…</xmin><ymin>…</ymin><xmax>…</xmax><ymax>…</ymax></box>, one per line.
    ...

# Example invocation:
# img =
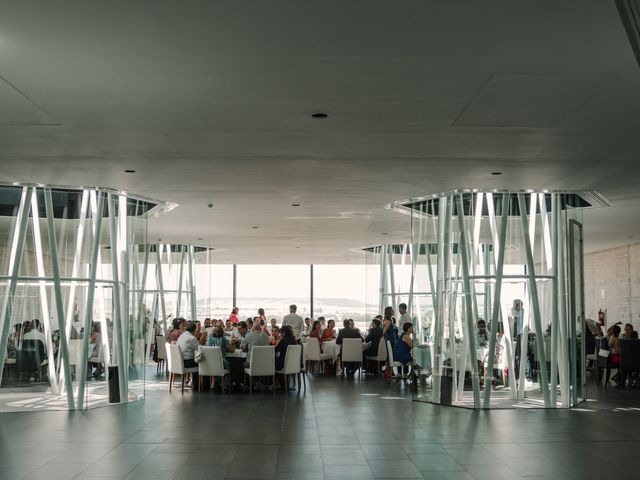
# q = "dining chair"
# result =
<box><xmin>386</xmin><ymin>340</ymin><xmax>404</xmax><ymax>378</ymax></box>
<box><xmin>244</xmin><ymin>346</ymin><xmax>275</xmax><ymax>394</ymax></box>
<box><xmin>155</xmin><ymin>336</ymin><xmax>167</xmax><ymax>374</ymax></box>
<box><xmin>276</xmin><ymin>344</ymin><xmax>302</xmax><ymax>391</ymax></box>
<box><xmin>341</xmin><ymin>338</ymin><xmax>364</xmax><ymax>377</ymax></box>
<box><xmin>366</xmin><ymin>338</ymin><xmax>387</xmax><ymax>374</ymax></box>
<box><xmin>198</xmin><ymin>346</ymin><xmax>229</xmax><ymax>393</ymax></box>
<box><xmin>306</xmin><ymin>337</ymin><xmax>332</xmax><ymax>374</ymax></box>
<box><xmin>167</xmin><ymin>343</ymin><xmax>199</xmax><ymax>394</ymax></box>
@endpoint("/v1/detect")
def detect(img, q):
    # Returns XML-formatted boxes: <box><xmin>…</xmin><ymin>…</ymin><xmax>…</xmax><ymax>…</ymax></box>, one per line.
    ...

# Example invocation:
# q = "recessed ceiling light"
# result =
<box><xmin>381</xmin><ymin>232</ymin><xmax>388</xmax><ymax>235</ymax></box>
<box><xmin>197</xmin><ymin>238</ymin><xmax>203</xmax><ymax>241</ymax></box>
<box><xmin>311</xmin><ymin>113</ymin><xmax>328</xmax><ymax>118</ymax></box>
<box><xmin>491</xmin><ymin>172</ymin><xmax>502</xmax><ymax>175</ymax></box>
<box><xmin>124</xmin><ymin>169</ymin><xmax>136</xmax><ymax>173</ymax></box>
<box><xmin>295</xmin><ymin>246</ymin><xmax>300</xmax><ymax>249</ymax></box>
<box><xmin>291</xmin><ymin>203</ymin><xmax>301</xmax><ymax>207</ymax></box>
<box><xmin>252</xmin><ymin>226</ymin><xmax>260</xmax><ymax>229</ymax></box>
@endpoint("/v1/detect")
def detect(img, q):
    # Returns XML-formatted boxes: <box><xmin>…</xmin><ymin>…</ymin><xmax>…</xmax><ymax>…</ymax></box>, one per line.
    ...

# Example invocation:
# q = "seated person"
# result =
<box><xmin>176</xmin><ymin>321</ymin><xmax>200</xmax><ymax>368</ymax></box>
<box><xmin>393</xmin><ymin>322</ymin><xmax>414</xmax><ymax>379</ymax></box>
<box><xmin>87</xmin><ymin>323</ymin><xmax>104</xmax><ymax>379</ymax></box>
<box><xmin>309</xmin><ymin>320</ymin><xmax>325</xmax><ymax>349</ymax></box>
<box><xmin>275</xmin><ymin>325</ymin><xmax>298</xmax><ymax>388</ymax></box>
<box><xmin>167</xmin><ymin>318</ymin><xmax>186</xmax><ymax>343</ymax></box>
<box><xmin>364</xmin><ymin>318</ymin><xmax>383</xmax><ymax>358</ymax></box>
<box><xmin>476</xmin><ymin>319</ymin><xmax>488</xmax><ymax>347</ymax></box>
<box><xmin>303</xmin><ymin>317</ymin><xmax>313</xmax><ymax>336</ymax></box>
<box><xmin>269</xmin><ymin>318</ymin><xmax>278</xmax><ymax>333</ymax></box>
<box><xmin>207</xmin><ymin>325</ymin><xmax>235</xmax><ymax>369</ymax></box>
<box><xmin>336</xmin><ymin>319</ymin><xmax>363</xmax><ymax>377</ymax></box>
<box><xmin>270</xmin><ymin>326</ymin><xmax>282</xmax><ymax>346</ymax></box>
<box><xmin>321</xmin><ymin>319</ymin><xmax>337</xmax><ymax>342</ymax></box>
<box><xmin>242</xmin><ymin>323</ymin><xmax>271</xmax><ymax>366</ymax></box>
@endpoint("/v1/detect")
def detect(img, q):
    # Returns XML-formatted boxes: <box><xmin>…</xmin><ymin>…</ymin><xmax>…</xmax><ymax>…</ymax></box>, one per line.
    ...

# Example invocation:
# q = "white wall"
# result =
<box><xmin>584</xmin><ymin>243</ymin><xmax>640</xmax><ymax>330</ymax></box>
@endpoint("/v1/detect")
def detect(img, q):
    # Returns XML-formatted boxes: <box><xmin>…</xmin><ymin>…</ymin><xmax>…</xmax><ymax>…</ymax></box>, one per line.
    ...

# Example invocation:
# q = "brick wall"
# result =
<box><xmin>584</xmin><ymin>243</ymin><xmax>640</xmax><ymax>330</ymax></box>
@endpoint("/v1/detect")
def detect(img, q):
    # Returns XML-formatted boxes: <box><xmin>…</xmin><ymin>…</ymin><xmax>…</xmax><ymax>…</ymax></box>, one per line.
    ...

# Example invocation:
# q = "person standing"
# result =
<box><xmin>398</xmin><ymin>303</ymin><xmax>411</xmax><ymax>331</ymax></box>
<box><xmin>282</xmin><ymin>304</ymin><xmax>304</xmax><ymax>339</ymax></box>
<box><xmin>229</xmin><ymin>307</ymin><xmax>240</xmax><ymax>324</ymax></box>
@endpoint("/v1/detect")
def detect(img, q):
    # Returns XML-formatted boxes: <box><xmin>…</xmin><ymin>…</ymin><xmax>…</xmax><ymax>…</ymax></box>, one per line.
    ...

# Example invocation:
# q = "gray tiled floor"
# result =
<box><xmin>1</xmin><ymin>372</ymin><xmax>639</xmax><ymax>480</ymax></box>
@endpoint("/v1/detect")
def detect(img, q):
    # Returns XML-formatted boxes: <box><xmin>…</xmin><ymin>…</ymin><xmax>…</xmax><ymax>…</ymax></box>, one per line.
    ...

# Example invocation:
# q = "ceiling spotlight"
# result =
<box><xmin>197</xmin><ymin>238</ymin><xmax>203</xmax><ymax>241</ymax></box>
<box><xmin>252</xmin><ymin>226</ymin><xmax>260</xmax><ymax>229</ymax></box>
<box><xmin>207</xmin><ymin>203</ymin><xmax>214</xmax><ymax>208</ymax></box>
<box><xmin>311</xmin><ymin>113</ymin><xmax>328</xmax><ymax>118</ymax></box>
<box><xmin>381</xmin><ymin>232</ymin><xmax>388</xmax><ymax>235</ymax></box>
<box><xmin>291</xmin><ymin>203</ymin><xmax>301</xmax><ymax>207</ymax></box>
<box><xmin>124</xmin><ymin>169</ymin><xmax>136</xmax><ymax>173</ymax></box>
<box><xmin>491</xmin><ymin>172</ymin><xmax>502</xmax><ymax>175</ymax></box>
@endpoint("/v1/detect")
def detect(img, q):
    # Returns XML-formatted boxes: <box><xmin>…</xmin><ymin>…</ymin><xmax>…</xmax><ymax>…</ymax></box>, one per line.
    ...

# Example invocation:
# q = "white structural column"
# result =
<box><xmin>29</xmin><ymin>190</ymin><xmax>59</xmax><ymax>395</ymax></box>
<box><xmin>455</xmin><ymin>194</ymin><xmax>480</xmax><ymax>407</ymax></box>
<box><xmin>550</xmin><ymin>194</ymin><xmax>560</xmax><ymax>406</ymax></box>
<box><xmin>379</xmin><ymin>246</ymin><xmax>387</xmax><ymax>311</ymax></box>
<box><xmin>107</xmin><ymin>193</ymin><xmax>127</xmax><ymax>403</ymax></box>
<box><xmin>482</xmin><ymin>193</ymin><xmax>509</xmax><ymax>406</ymax></box>
<box><xmin>0</xmin><ymin>187</ymin><xmax>32</xmax><ymax>388</ymax></box>
<box><xmin>517</xmin><ymin>194</ymin><xmax>550</xmax><ymax>407</ymax></box>
<box><xmin>77</xmin><ymin>191</ymin><xmax>105</xmax><ymax>409</ymax></box>
<box><xmin>387</xmin><ymin>245</ymin><xmax>397</xmax><ymax>313</ymax></box>
<box><xmin>176</xmin><ymin>247</ymin><xmax>185</xmax><ymax>317</ymax></box>
<box><xmin>188</xmin><ymin>245</ymin><xmax>197</xmax><ymax>321</ymax></box>
<box><xmin>63</xmin><ymin>191</ymin><xmax>89</xmax><ymax>342</ymax></box>
<box><xmin>156</xmin><ymin>245</ymin><xmax>168</xmax><ymax>335</ymax></box>
<box><xmin>44</xmin><ymin>188</ymin><xmax>75</xmax><ymax>409</ymax></box>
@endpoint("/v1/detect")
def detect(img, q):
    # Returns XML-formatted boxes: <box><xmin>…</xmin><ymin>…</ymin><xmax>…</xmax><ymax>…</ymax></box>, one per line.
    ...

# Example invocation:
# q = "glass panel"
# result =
<box><xmin>236</xmin><ymin>265</ymin><xmax>310</xmax><ymax>321</ymax></box>
<box><xmin>313</xmin><ymin>265</ymin><xmax>368</xmax><ymax>330</ymax></box>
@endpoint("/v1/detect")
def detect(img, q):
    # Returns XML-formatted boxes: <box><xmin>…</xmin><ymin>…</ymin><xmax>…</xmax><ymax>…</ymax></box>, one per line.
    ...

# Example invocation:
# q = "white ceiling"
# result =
<box><xmin>1</xmin><ymin>1</ymin><xmax>639</xmax><ymax>263</ymax></box>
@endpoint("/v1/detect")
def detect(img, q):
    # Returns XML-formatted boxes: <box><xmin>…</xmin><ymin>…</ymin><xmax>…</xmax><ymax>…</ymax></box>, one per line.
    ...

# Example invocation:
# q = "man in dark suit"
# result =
<box><xmin>364</xmin><ymin>318</ymin><xmax>384</xmax><ymax>373</ymax></box>
<box><xmin>336</xmin><ymin>319</ymin><xmax>363</xmax><ymax>377</ymax></box>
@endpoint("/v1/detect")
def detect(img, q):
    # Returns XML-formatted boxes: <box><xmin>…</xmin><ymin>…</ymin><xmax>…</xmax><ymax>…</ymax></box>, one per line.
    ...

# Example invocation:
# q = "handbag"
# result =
<box><xmin>194</xmin><ymin>347</ymin><xmax>205</xmax><ymax>363</ymax></box>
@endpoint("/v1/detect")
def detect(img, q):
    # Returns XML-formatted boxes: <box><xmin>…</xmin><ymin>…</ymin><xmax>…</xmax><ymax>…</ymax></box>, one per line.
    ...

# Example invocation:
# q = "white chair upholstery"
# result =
<box><xmin>306</xmin><ymin>337</ymin><xmax>332</xmax><ymax>374</ymax></box>
<box><xmin>386</xmin><ymin>340</ymin><xmax>403</xmax><ymax>377</ymax></box>
<box><xmin>155</xmin><ymin>336</ymin><xmax>167</xmax><ymax>374</ymax></box>
<box><xmin>168</xmin><ymin>343</ymin><xmax>199</xmax><ymax>394</ymax></box>
<box><xmin>299</xmin><ymin>341</ymin><xmax>309</xmax><ymax>389</ymax></box>
<box><xmin>67</xmin><ymin>339</ymin><xmax>84</xmax><ymax>366</ymax></box>
<box><xmin>341</xmin><ymin>338</ymin><xmax>364</xmax><ymax>377</ymax></box>
<box><xmin>198</xmin><ymin>346</ymin><xmax>229</xmax><ymax>393</ymax></box>
<box><xmin>276</xmin><ymin>345</ymin><xmax>302</xmax><ymax>391</ymax></box>
<box><xmin>244</xmin><ymin>345</ymin><xmax>275</xmax><ymax>394</ymax></box>
<box><xmin>366</xmin><ymin>338</ymin><xmax>387</xmax><ymax>374</ymax></box>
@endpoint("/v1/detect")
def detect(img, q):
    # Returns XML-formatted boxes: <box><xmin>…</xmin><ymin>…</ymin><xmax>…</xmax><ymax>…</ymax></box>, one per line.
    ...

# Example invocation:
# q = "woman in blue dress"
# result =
<box><xmin>394</xmin><ymin>322</ymin><xmax>414</xmax><ymax>379</ymax></box>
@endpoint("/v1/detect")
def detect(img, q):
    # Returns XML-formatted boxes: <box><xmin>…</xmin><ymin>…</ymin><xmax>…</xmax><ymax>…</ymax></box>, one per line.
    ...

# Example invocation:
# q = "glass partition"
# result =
<box><xmin>373</xmin><ymin>191</ymin><xmax>589</xmax><ymax>409</ymax></box>
<box><xmin>0</xmin><ymin>184</ymin><xmax>168</xmax><ymax>410</ymax></box>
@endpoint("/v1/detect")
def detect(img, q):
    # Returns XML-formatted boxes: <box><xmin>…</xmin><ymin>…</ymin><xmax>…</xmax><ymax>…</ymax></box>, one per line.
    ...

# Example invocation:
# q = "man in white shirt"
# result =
<box><xmin>22</xmin><ymin>319</ymin><xmax>47</xmax><ymax>353</ymax></box>
<box><xmin>398</xmin><ymin>303</ymin><xmax>412</xmax><ymax>331</ymax></box>
<box><xmin>176</xmin><ymin>321</ymin><xmax>200</xmax><ymax>368</ymax></box>
<box><xmin>282</xmin><ymin>304</ymin><xmax>304</xmax><ymax>339</ymax></box>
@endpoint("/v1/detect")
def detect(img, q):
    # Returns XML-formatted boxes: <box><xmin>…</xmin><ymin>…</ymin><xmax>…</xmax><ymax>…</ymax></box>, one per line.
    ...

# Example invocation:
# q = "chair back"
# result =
<box><xmin>376</xmin><ymin>338</ymin><xmax>387</xmax><ymax>361</ymax></box>
<box><xmin>67</xmin><ymin>339</ymin><xmax>84</xmax><ymax>365</ymax></box>
<box><xmin>198</xmin><ymin>346</ymin><xmax>225</xmax><ymax>376</ymax></box>
<box><xmin>596</xmin><ymin>336</ymin><xmax>609</xmax><ymax>367</ymax></box>
<box><xmin>306</xmin><ymin>337</ymin><xmax>322</xmax><ymax>361</ymax></box>
<box><xmin>386</xmin><ymin>340</ymin><xmax>396</xmax><ymax>364</ymax></box>
<box><xmin>620</xmin><ymin>339</ymin><xmax>640</xmax><ymax>372</ymax></box>
<box><xmin>168</xmin><ymin>343</ymin><xmax>185</xmax><ymax>374</ymax></box>
<box><xmin>88</xmin><ymin>342</ymin><xmax>104</xmax><ymax>362</ymax></box>
<box><xmin>341</xmin><ymin>338</ymin><xmax>362</xmax><ymax>362</ymax></box>
<box><xmin>281</xmin><ymin>345</ymin><xmax>302</xmax><ymax>374</ymax></box>
<box><xmin>155</xmin><ymin>336</ymin><xmax>167</xmax><ymax>360</ymax></box>
<box><xmin>249</xmin><ymin>346</ymin><xmax>275</xmax><ymax>376</ymax></box>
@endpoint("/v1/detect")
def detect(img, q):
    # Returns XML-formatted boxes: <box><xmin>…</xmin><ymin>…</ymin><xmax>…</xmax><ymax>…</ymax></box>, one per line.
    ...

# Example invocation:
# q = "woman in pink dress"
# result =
<box><xmin>229</xmin><ymin>307</ymin><xmax>240</xmax><ymax>324</ymax></box>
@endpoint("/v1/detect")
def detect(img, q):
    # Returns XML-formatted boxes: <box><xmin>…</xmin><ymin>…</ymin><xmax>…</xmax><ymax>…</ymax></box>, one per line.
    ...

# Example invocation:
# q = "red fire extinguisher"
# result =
<box><xmin>598</xmin><ymin>309</ymin><xmax>605</xmax><ymax>325</ymax></box>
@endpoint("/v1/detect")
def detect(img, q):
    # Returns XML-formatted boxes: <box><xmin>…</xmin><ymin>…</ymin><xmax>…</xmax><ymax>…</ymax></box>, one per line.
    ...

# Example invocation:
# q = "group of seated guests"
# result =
<box><xmin>162</xmin><ymin>306</ymin><xmax>418</xmax><ymax>386</ymax></box>
<box><xmin>164</xmin><ymin>317</ymin><xmax>299</xmax><ymax>377</ymax></box>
